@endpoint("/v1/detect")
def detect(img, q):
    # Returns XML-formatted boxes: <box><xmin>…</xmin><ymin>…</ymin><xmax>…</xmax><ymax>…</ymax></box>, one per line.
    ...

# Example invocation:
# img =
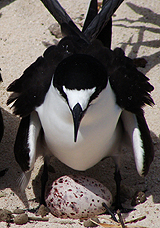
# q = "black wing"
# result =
<box><xmin>109</xmin><ymin>48</ymin><xmax>154</xmax><ymax>113</ymax></box>
<box><xmin>7</xmin><ymin>40</ymin><xmax>80</xmax><ymax>117</ymax></box>
<box><xmin>7</xmin><ymin>46</ymin><xmax>57</xmax><ymax>117</ymax></box>
<box><xmin>121</xmin><ymin>110</ymin><xmax>154</xmax><ymax>177</ymax></box>
<box><xmin>107</xmin><ymin>48</ymin><xmax>154</xmax><ymax>176</ymax></box>
<box><xmin>14</xmin><ymin>112</ymin><xmax>42</xmax><ymax>190</ymax></box>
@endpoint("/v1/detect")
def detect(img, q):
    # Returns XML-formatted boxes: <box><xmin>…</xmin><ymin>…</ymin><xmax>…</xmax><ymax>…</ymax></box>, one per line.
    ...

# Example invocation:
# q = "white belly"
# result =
<box><xmin>36</xmin><ymin>82</ymin><xmax>122</xmax><ymax>170</ymax></box>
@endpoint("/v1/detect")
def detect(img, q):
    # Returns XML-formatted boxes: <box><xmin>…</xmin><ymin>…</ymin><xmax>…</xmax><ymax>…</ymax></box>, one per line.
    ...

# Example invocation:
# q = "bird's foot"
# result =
<box><xmin>102</xmin><ymin>202</ymin><xmax>118</xmax><ymax>223</ymax></box>
<box><xmin>113</xmin><ymin>200</ymin><xmax>135</xmax><ymax>214</ymax></box>
<box><xmin>103</xmin><ymin>202</ymin><xmax>135</xmax><ymax>227</ymax></box>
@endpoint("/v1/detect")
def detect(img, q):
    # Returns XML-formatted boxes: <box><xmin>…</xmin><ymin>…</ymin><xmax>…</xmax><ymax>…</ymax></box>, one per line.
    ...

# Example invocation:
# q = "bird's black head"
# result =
<box><xmin>53</xmin><ymin>54</ymin><xmax>108</xmax><ymax>142</ymax></box>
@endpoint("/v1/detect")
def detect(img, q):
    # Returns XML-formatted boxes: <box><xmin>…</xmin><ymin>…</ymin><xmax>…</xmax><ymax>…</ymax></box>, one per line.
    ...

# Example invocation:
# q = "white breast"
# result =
<box><xmin>36</xmin><ymin>82</ymin><xmax>122</xmax><ymax>171</ymax></box>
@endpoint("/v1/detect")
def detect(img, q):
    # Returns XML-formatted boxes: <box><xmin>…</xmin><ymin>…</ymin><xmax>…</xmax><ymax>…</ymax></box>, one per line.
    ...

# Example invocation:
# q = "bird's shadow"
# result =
<box><xmin>0</xmin><ymin>0</ymin><xmax>16</xmax><ymax>10</ymax></box>
<box><xmin>0</xmin><ymin>108</ymin><xmax>29</xmax><ymax>208</ymax></box>
<box><xmin>113</xmin><ymin>2</ymin><xmax>160</xmax><ymax>75</ymax></box>
<box><xmin>110</xmin><ymin>2</ymin><xmax>160</xmax><ymax>205</ymax></box>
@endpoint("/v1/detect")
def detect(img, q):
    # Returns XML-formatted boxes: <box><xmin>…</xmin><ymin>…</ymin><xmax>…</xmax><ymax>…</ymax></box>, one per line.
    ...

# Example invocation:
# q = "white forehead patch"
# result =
<box><xmin>63</xmin><ymin>86</ymin><xmax>96</xmax><ymax>110</ymax></box>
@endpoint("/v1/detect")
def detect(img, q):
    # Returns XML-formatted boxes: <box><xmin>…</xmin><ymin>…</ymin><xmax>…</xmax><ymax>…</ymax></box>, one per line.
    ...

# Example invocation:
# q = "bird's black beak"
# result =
<box><xmin>72</xmin><ymin>103</ymin><xmax>83</xmax><ymax>142</ymax></box>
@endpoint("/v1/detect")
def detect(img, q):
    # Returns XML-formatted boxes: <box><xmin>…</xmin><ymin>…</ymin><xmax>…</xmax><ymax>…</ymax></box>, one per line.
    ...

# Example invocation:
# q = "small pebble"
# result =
<box><xmin>42</xmin><ymin>41</ymin><xmax>53</xmax><ymax>48</ymax></box>
<box><xmin>13</xmin><ymin>208</ymin><xmax>25</xmax><ymax>214</ymax></box>
<box><xmin>1</xmin><ymin>209</ymin><xmax>12</xmax><ymax>215</ymax></box>
<box><xmin>131</xmin><ymin>191</ymin><xmax>146</xmax><ymax>206</ymax></box>
<box><xmin>0</xmin><ymin>209</ymin><xmax>13</xmax><ymax>222</ymax></box>
<box><xmin>14</xmin><ymin>214</ymin><xmax>28</xmax><ymax>225</ymax></box>
<box><xmin>36</xmin><ymin>204</ymin><xmax>49</xmax><ymax>217</ymax></box>
<box><xmin>48</xmin><ymin>23</ymin><xmax>62</xmax><ymax>38</ymax></box>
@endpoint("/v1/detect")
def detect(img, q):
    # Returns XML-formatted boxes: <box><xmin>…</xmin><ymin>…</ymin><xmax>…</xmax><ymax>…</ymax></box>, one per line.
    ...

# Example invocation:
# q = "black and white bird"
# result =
<box><xmin>7</xmin><ymin>0</ymin><xmax>154</xmax><ymax>211</ymax></box>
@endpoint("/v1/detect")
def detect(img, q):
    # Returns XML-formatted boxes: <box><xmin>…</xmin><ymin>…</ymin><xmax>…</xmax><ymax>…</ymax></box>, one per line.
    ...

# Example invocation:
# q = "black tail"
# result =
<box><xmin>40</xmin><ymin>0</ymin><xmax>124</xmax><ymax>45</ymax></box>
<box><xmin>83</xmin><ymin>0</ymin><xmax>112</xmax><ymax>48</ymax></box>
<box><xmin>83</xmin><ymin>0</ymin><xmax>123</xmax><ymax>41</ymax></box>
<box><xmin>82</xmin><ymin>0</ymin><xmax>98</xmax><ymax>33</ymax></box>
<box><xmin>40</xmin><ymin>0</ymin><xmax>89</xmax><ymax>42</ymax></box>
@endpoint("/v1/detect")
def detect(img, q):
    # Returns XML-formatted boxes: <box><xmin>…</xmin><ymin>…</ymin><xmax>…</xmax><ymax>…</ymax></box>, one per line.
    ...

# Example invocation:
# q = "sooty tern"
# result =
<box><xmin>7</xmin><ymin>0</ymin><xmax>154</xmax><ymax>211</ymax></box>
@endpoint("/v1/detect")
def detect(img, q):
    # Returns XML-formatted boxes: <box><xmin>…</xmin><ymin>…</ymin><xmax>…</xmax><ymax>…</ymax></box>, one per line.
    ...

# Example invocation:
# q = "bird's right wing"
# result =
<box><xmin>7</xmin><ymin>40</ymin><xmax>79</xmax><ymax>117</ymax></box>
<box><xmin>7</xmin><ymin>45</ymin><xmax>57</xmax><ymax>117</ymax></box>
<box><xmin>14</xmin><ymin>111</ymin><xmax>41</xmax><ymax>173</ymax></box>
<box><xmin>14</xmin><ymin>111</ymin><xmax>42</xmax><ymax>190</ymax></box>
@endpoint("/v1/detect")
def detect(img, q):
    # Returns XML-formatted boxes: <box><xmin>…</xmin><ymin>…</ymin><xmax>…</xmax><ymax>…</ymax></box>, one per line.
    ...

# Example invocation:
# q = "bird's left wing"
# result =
<box><xmin>108</xmin><ymin>48</ymin><xmax>154</xmax><ymax>176</ymax></box>
<box><xmin>121</xmin><ymin>110</ymin><xmax>154</xmax><ymax>177</ymax></box>
<box><xmin>109</xmin><ymin>48</ymin><xmax>154</xmax><ymax>113</ymax></box>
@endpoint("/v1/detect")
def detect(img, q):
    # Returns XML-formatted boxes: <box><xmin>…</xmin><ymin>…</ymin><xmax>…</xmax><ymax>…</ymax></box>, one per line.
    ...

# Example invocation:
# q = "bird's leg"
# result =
<box><xmin>114</xmin><ymin>164</ymin><xmax>122</xmax><ymax>210</ymax></box>
<box><xmin>103</xmin><ymin>164</ymin><xmax>131</xmax><ymax>220</ymax></box>
<box><xmin>40</xmin><ymin>160</ymin><xmax>48</xmax><ymax>206</ymax></box>
<box><xmin>28</xmin><ymin>158</ymin><xmax>50</xmax><ymax>214</ymax></box>
<box><xmin>114</xmin><ymin>164</ymin><xmax>134</xmax><ymax>213</ymax></box>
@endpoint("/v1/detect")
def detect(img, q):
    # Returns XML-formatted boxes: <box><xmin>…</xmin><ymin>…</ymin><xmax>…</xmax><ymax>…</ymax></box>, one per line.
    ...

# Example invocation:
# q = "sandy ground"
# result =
<box><xmin>0</xmin><ymin>0</ymin><xmax>160</xmax><ymax>227</ymax></box>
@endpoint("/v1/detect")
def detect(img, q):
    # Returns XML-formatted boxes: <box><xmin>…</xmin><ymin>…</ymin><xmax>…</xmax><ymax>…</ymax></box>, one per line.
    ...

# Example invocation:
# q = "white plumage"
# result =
<box><xmin>36</xmin><ymin>82</ymin><xmax>122</xmax><ymax>170</ymax></box>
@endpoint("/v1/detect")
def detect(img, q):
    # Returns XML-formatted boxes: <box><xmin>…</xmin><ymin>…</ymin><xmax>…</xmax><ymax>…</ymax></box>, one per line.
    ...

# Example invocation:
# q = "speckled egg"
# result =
<box><xmin>45</xmin><ymin>175</ymin><xmax>112</xmax><ymax>219</ymax></box>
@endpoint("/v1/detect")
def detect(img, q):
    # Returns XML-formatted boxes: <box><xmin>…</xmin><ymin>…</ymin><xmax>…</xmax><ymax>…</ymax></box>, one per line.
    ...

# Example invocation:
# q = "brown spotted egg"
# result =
<box><xmin>45</xmin><ymin>175</ymin><xmax>112</xmax><ymax>219</ymax></box>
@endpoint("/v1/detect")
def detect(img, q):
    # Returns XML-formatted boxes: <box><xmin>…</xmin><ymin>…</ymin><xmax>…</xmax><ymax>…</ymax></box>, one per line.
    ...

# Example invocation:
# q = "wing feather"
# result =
<box><xmin>7</xmin><ymin>46</ymin><xmax>57</xmax><ymax>117</ymax></box>
<box><xmin>7</xmin><ymin>43</ymin><xmax>75</xmax><ymax>117</ymax></box>
<box><xmin>121</xmin><ymin>110</ymin><xmax>154</xmax><ymax>176</ymax></box>
<box><xmin>14</xmin><ymin>112</ymin><xmax>41</xmax><ymax>172</ymax></box>
<box><xmin>109</xmin><ymin>48</ymin><xmax>154</xmax><ymax>113</ymax></box>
